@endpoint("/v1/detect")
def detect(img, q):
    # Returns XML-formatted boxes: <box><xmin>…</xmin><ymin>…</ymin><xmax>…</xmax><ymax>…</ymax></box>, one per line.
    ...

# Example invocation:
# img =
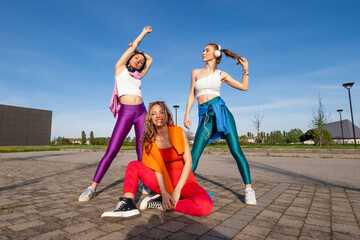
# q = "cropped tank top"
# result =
<box><xmin>194</xmin><ymin>69</ymin><xmax>221</xmax><ymax>99</ymax></box>
<box><xmin>115</xmin><ymin>68</ymin><xmax>141</xmax><ymax>97</ymax></box>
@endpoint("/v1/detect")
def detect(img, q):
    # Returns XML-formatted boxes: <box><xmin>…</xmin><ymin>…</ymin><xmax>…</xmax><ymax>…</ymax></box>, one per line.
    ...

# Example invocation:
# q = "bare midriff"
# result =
<box><xmin>197</xmin><ymin>94</ymin><xmax>219</xmax><ymax>105</ymax></box>
<box><xmin>120</xmin><ymin>95</ymin><xmax>143</xmax><ymax>105</ymax></box>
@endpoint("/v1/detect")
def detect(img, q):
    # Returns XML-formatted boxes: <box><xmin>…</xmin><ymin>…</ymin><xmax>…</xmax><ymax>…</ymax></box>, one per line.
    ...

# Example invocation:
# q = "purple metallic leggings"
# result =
<box><xmin>92</xmin><ymin>103</ymin><xmax>146</xmax><ymax>183</ymax></box>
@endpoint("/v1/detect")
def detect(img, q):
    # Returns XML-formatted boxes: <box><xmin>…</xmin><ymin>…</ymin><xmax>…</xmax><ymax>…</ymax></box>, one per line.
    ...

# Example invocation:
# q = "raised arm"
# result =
<box><xmin>221</xmin><ymin>57</ymin><xmax>249</xmax><ymax>91</ymax></box>
<box><xmin>115</xmin><ymin>26</ymin><xmax>152</xmax><ymax>75</ymax></box>
<box><xmin>171</xmin><ymin>130</ymin><xmax>193</xmax><ymax>205</ymax></box>
<box><xmin>183</xmin><ymin>69</ymin><xmax>198</xmax><ymax>129</ymax></box>
<box><xmin>140</xmin><ymin>52</ymin><xmax>153</xmax><ymax>78</ymax></box>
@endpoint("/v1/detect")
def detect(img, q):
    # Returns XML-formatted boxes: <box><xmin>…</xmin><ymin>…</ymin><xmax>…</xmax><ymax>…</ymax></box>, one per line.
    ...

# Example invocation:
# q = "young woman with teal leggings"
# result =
<box><xmin>184</xmin><ymin>43</ymin><xmax>256</xmax><ymax>205</ymax></box>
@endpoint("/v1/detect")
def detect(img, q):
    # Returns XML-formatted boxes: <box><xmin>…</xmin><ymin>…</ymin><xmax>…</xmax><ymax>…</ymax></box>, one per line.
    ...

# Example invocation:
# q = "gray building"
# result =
<box><xmin>0</xmin><ymin>104</ymin><xmax>52</xmax><ymax>146</ymax></box>
<box><xmin>324</xmin><ymin>119</ymin><xmax>360</xmax><ymax>144</ymax></box>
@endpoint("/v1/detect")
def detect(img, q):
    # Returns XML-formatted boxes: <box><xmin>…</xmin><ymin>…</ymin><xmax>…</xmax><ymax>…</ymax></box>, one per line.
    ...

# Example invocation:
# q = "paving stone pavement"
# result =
<box><xmin>0</xmin><ymin>151</ymin><xmax>359</xmax><ymax>239</ymax></box>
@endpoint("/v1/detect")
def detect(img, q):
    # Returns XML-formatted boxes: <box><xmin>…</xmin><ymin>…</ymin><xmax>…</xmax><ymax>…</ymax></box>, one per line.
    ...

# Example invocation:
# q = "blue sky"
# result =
<box><xmin>1</xmin><ymin>0</ymin><xmax>359</xmax><ymax>139</ymax></box>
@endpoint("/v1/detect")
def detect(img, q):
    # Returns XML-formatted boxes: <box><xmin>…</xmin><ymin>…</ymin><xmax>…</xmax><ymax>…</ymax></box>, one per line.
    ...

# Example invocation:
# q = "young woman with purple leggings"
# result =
<box><xmin>79</xmin><ymin>26</ymin><xmax>153</xmax><ymax>202</ymax></box>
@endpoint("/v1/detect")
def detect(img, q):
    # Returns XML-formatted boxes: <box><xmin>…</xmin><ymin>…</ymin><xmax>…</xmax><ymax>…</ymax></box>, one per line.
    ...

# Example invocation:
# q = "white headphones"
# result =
<box><xmin>214</xmin><ymin>44</ymin><xmax>222</xmax><ymax>57</ymax></box>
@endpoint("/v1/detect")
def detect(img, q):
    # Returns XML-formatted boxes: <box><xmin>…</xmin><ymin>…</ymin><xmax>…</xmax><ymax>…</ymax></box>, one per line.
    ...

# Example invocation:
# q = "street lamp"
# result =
<box><xmin>337</xmin><ymin>109</ymin><xmax>345</xmax><ymax>145</ymax></box>
<box><xmin>173</xmin><ymin>105</ymin><xmax>180</xmax><ymax>125</ymax></box>
<box><xmin>342</xmin><ymin>82</ymin><xmax>357</xmax><ymax>147</ymax></box>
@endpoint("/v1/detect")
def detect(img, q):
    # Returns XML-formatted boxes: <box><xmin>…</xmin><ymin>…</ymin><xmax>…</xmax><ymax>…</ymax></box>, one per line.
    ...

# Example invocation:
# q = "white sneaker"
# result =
<box><xmin>78</xmin><ymin>186</ymin><xmax>95</xmax><ymax>202</ymax></box>
<box><xmin>101</xmin><ymin>197</ymin><xmax>140</xmax><ymax>223</ymax></box>
<box><xmin>140</xmin><ymin>194</ymin><xmax>165</xmax><ymax>211</ymax></box>
<box><xmin>244</xmin><ymin>188</ymin><xmax>257</xmax><ymax>205</ymax></box>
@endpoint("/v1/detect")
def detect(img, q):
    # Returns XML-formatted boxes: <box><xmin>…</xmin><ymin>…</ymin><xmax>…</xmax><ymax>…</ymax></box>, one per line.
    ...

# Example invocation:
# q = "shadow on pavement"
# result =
<box><xmin>96</xmin><ymin>178</ymin><xmax>125</xmax><ymax>196</ymax></box>
<box><xmin>0</xmin><ymin>152</ymin><xmax>78</xmax><ymax>162</ymax></box>
<box><xmin>125</xmin><ymin>212</ymin><xmax>228</xmax><ymax>239</ymax></box>
<box><xmin>195</xmin><ymin>173</ymin><xmax>244</xmax><ymax>201</ymax></box>
<box><xmin>251</xmin><ymin>161</ymin><xmax>360</xmax><ymax>191</ymax></box>
<box><xmin>0</xmin><ymin>163</ymin><xmax>98</xmax><ymax>192</ymax></box>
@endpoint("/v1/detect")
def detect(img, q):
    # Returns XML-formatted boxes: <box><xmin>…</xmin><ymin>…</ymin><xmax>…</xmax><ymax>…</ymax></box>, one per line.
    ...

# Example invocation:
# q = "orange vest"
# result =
<box><xmin>142</xmin><ymin>125</ymin><xmax>185</xmax><ymax>193</ymax></box>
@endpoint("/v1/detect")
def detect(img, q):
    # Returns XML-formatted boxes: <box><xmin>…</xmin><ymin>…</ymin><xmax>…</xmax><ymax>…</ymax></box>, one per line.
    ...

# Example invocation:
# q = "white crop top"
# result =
<box><xmin>115</xmin><ymin>68</ymin><xmax>142</xmax><ymax>97</ymax></box>
<box><xmin>194</xmin><ymin>69</ymin><xmax>221</xmax><ymax>99</ymax></box>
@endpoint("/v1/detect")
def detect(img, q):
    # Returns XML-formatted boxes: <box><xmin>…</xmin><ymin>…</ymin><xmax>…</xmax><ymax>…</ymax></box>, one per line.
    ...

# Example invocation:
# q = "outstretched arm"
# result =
<box><xmin>222</xmin><ymin>57</ymin><xmax>249</xmax><ymax>91</ymax></box>
<box><xmin>184</xmin><ymin>69</ymin><xmax>198</xmax><ymax>129</ymax></box>
<box><xmin>115</xmin><ymin>26</ymin><xmax>152</xmax><ymax>75</ymax></box>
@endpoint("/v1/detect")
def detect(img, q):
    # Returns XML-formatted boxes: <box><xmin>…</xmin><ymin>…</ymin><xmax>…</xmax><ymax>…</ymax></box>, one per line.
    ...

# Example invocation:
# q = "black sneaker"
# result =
<box><xmin>140</xmin><ymin>194</ymin><xmax>165</xmax><ymax>211</ymax></box>
<box><xmin>101</xmin><ymin>197</ymin><xmax>140</xmax><ymax>223</ymax></box>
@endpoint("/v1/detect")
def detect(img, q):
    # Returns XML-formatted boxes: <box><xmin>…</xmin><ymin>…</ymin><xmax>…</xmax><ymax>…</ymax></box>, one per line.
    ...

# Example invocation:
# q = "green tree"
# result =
<box><xmin>55</xmin><ymin>136</ymin><xmax>71</xmax><ymax>145</ymax></box>
<box><xmin>94</xmin><ymin>137</ymin><xmax>110</xmax><ymax>145</ymax></box>
<box><xmin>252</xmin><ymin>111</ymin><xmax>263</xmax><ymax>145</ymax></box>
<box><xmin>313</xmin><ymin>129</ymin><xmax>332</xmax><ymax>145</ymax></box>
<box><xmin>123</xmin><ymin>136</ymin><xmax>131</xmax><ymax>146</ymax></box>
<box><xmin>81</xmin><ymin>130</ymin><xmax>86</xmax><ymax>145</ymax></box>
<box><xmin>260</xmin><ymin>132</ymin><xmax>266</xmax><ymax>139</ymax></box>
<box><xmin>268</xmin><ymin>131</ymin><xmax>284</xmax><ymax>144</ymax></box>
<box><xmin>286</xmin><ymin>128</ymin><xmax>304</xmax><ymax>143</ymax></box>
<box><xmin>90</xmin><ymin>131</ymin><xmax>95</xmax><ymax>145</ymax></box>
<box><xmin>310</xmin><ymin>96</ymin><xmax>330</xmax><ymax>146</ymax></box>
<box><xmin>300</xmin><ymin>129</ymin><xmax>315</xmax><ymax>142</ymax></box>
<box><xmin>239</xmin><ymin>135</ymin><xmax>248</xmax><ymax>144</ymax></box>
<box><xmin>130</xmin><ymin>137</ymin><xmax>136</xmax><ymax>146</ymax></box>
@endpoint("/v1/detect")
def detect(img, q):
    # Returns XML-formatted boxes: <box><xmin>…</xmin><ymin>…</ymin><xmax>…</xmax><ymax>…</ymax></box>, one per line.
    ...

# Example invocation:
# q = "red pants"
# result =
<box><xmin>123</xmin><ymin>161</ymin><xmax>213</xmax><ymax>217</ymax></box>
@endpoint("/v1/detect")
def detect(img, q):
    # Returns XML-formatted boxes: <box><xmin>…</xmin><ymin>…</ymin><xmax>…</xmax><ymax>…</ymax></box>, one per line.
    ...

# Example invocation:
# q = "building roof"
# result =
<box><xmin>324</xmin><ymin>119</ymin><xmax>360</xmax><ymax>139</ymax></box>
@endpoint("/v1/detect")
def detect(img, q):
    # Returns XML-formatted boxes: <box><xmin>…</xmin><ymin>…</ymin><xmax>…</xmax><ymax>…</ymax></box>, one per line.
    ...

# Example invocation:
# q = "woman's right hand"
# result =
<box><xmin>161</xmin><ymin>191</ymin><xmax>176</xmax><ymax>210</ymax></box>
<box><xmin>184</xmin><ymin>115</ymin><xmax>191</xmax><ymax>130</ymax></box>
<box><xmin>142</xmin><ymin>26</ymin><xmax>152</xmax><ymax>34</ymax></box>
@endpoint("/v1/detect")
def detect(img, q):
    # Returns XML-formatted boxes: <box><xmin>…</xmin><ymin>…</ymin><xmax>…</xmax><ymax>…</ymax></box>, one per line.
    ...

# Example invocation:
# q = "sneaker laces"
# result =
<box><xmin>148</xmin><ymin>199</ymin><xmax>165</xmax><ymax>211</ymax></box>
<box><xmin>114</xmin><ymin>200</ymin><xmax>126</xmax><ymax>211</ymax></box>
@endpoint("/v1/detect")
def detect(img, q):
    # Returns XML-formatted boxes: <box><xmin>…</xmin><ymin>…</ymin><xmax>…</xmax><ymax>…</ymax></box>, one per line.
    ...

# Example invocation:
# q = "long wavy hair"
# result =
<box><xmin>208</xmin><ymin>43</ymin><xmax>242</xmax><ymax>65</ymax></box>
<box><xmin>142</xmin><ymin>101</ymin><xmax>174</xmax><ymax>154</ymax></box>
<box><xmin>126</xmin><ymin>50</ymin><xmax>147</xmax><ymax>72</ymax></box>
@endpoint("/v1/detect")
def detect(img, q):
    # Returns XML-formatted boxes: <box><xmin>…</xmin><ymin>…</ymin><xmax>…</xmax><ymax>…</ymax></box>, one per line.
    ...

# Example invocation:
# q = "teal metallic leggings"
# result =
<box><xmin>191</xmin><ymin>104</ymin><xmax>251</xmax><ymax>185</ymax></box>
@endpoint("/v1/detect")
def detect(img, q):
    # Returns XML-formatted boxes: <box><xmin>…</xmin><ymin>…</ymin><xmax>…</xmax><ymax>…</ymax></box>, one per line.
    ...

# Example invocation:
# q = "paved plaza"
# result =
<box><xmin>1</xmin><ymin>150</ymin><xmax>360</xmax><ymax>239</ymax></box>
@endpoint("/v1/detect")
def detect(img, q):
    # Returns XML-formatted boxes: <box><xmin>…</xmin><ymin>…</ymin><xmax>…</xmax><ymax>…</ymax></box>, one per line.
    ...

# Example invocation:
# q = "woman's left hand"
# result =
<box><xmin>171</xmin><ymin>191</ymin><xmax>181</xmax><ymax>208</ymax></box>
<box><xmin>239</xmin><ymin>57</ymin><xmax>249</xmax><ymax>70</ymax></box>
<box><xmin>161</xmin><ymin>191</ymin><xmax>176</xmax><ymax>210</ymax></box>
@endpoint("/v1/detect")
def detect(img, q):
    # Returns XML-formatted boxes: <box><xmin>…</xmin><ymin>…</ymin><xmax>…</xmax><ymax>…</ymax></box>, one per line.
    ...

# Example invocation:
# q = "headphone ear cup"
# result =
<box><xmin>127</xmin><ymin>65</ymin><xmax>135</xmax><ymax>72</ymax></box>
<box><xmin>214</xmin><ymin>50</ymin><xmax>221</xmax><ymax>58</ymax></box>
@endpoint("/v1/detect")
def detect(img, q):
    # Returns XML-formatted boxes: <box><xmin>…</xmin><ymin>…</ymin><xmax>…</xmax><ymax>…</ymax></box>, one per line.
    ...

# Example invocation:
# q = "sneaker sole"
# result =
<box><xmin>78</xmin><ymin>197</ymin><xmax>91</xmax><ymax>202</ymax></box>
<box><xmin>140</xmin><ymin>197</ymin><xmax>151</xmax><ymax>211</ymax></box>
<box><xmin>245</xmin><ymin>201</ymin><xmax>257</xmax><ymax>205</ymax></box>
<box><xmin>78</xmin><ymin>194</ymin><xmax>95</xmax><ymax>202</ymax></box>
<box><xmin>101</xmin><ymin>210</ymin><xmax>140</xmax><ymax>223</ymax></box>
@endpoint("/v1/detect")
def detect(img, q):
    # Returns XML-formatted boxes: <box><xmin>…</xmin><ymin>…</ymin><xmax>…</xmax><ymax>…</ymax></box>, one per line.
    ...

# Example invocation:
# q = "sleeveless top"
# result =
<box><xmin>158</xmin><ymin>146</ymin><xmax>197</xmax><ymax>183</ymax></box>
<box><xmin>115</xmin><ymin>68</ymin><xmax>141</xmax><ymax>97</ymax></box>
<box><xmin>158</xmin><ymin>146</ymin><xmax>184</xmax><ymax>170</ymax></box>
<box><xmin>194</xmin><ymin>69</ymin><xmax>221</xmax><ymax>99</ymax></box>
